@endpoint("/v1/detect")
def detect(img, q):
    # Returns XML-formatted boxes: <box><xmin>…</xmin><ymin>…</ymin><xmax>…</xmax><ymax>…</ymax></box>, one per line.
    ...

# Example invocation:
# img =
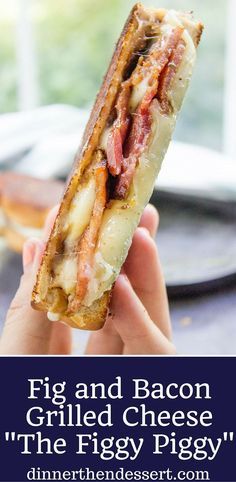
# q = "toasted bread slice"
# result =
<box><xmin>32</xmin><ymin>4</ymin><xmax>203</xmax><ymax>330</ymax></box>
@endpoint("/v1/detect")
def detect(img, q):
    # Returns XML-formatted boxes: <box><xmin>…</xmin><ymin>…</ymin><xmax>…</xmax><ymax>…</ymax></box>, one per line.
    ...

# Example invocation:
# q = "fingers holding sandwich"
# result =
<box><xmin>42</xmin><ymin>204</ymin><xmax>72</xmax><ymax>354</ymax></box>
<box><xmin>0</xmin><ymin>238</ymin><xmax>53</xmax><ymax>354</ymax></box>
<box><xmin>85</xmin><ymin>316</ymin><xmax>123</xmax><ymax>355</ymax></box>
<box><xmin>112</xmin><ymin>208</ymin><xmax>173</xmax><ymax>354</ymax></box>
<box><xmin>1</xmin><ymin>202</ymin><xmax>172</xmax><ymax>355</ymax></box>
<box><xmin>139</xmin><ymin>203</ymin><xmax>159</xmax><ymax>238</ymax></box>
<box><xmin>124</xmin><ymin>224</ymin><xmax>172</xmax><ymax>340</ymax></box>
<box><xmin>0</xmin><ymin>206</ymin><xmax>72</xmax><ymax>355</ymax></box>
<box><xmin>111</xmin><ymin>274</ymin><xmax>175</xmax><ymax>355</ymax></box>
<box><xmin>86</xmin><ymin>204</ymin><xmax>174</xmax><ymax>355</ymax></box>
<box><xmin>86</xmin><ymin>204</ymin><xmax>158</xmax><ymax>355</ymax></box>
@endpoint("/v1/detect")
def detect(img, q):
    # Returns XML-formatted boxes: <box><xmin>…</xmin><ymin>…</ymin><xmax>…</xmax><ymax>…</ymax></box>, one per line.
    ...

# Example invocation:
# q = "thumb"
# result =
<box><xmin>0</xmin><ymin>238</ymin><xmax>53</xmax><ymax>354</ymax></box>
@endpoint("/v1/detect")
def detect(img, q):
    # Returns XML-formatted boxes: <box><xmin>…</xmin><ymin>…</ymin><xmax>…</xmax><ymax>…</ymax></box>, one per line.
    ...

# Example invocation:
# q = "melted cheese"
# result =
<box><xmin>84</xmin><ymin>109</ymin><xmax>176</xmax><ymax>306</ymax></box>
<box><xmin>50</xmin><ymin>10</ymin><xmax>197</xmax><ymax>311</ymax></box>
<box><xmin>52</xmin><ymin>255</ymin><xmax>77</xmax><ymax>295</ymax></box>
<box><xmin>129</xmin><ymin>76</ymin><xmax>150</xmax><ymax>112</ymax></box>
<box><xmin>47</xmin><ymin>311</ymin><xmax>61</xmax><ymax>322</ymax></box>
<box><xmin>52</xmin><ymin>179</ymin><xmax>96</xmax><ymax>294</ymax></box>
<box><xmin>63</xmin><ymin>178</ymin><xmax>96</xmax><ymax>245</ymax></box>
<box><xmin>99</xmin><ymin>126</ymin><xmax>112</xmax><ymax>151</ymax></box>
<box><xmin>84</xmin><ymin>12</ymin><xmax>196</xmax><ymax>307</ymax></box>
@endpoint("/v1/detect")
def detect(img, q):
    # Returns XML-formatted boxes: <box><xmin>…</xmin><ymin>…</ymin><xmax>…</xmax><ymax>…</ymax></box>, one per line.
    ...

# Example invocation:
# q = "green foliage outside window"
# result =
<box><xmin>0</xmin><ymin>0</ymin><xmax>226</xmax><ymax>150</ymax></box>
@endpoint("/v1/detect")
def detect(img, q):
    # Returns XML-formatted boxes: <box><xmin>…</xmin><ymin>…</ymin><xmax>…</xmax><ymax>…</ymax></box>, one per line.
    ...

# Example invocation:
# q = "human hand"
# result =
<box><xmin>0</xmin><ymin>206</ymin><xmax>72</xmax><ymax>355</ymax></box>
<box><xmin>86</xmin><ymin>204</ymin><xmax>175</xmax><ymax>355</ymax></box>
<box><xmin>0</xmin><ymin>204</ymin><xmax>175</xmax><ymax>355</ymax></box>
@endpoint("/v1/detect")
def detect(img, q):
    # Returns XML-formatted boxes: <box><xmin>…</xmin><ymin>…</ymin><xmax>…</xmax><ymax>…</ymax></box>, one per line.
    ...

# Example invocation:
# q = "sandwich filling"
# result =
<box><xmin>46</xmin><ymin>10</ymin><xmax>197</xmax><ymax>319</ymax></box>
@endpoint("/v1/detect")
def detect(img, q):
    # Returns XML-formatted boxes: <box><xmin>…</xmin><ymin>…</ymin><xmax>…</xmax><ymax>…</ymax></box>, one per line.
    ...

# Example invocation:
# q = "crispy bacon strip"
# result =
<box><xmin>68</xmin><ymin>156</ymin><xmax>107</xmax><ymax>312</ymax></box>
<box><xmin>115</xmin><ymin>104</ymin><xmax>152</xmax><ymax>198</ymax></box>
<box><xmin>131</xmin><ymin>26</ymin><xmax>184</xmax><ymax>90</ymax></box>
<box><xmin>107</xmin><ymin>82</ymin><xmax>131</xmax><ymax>176</ymax></box>
<box><xmin>114</xmin><ymin>27</ymin><xmax>185</xmax><ymax>199</ymax></box>
<box><xmin>158</xmin><ymin>38</ymin><xmax>186</xmax><ymax>113</ymax></box>
<box><xmin>60</xmin><ymin>28</ymin><xmax>187</xmax><ymax>311</ymax></box>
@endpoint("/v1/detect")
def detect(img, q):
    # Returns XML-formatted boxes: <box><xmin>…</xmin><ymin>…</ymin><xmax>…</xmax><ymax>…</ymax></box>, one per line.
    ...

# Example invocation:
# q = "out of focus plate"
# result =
<box><xmin>151</xmin><ymin>189</ymin><xmax>236</xmax><ymax>297</ymax></box>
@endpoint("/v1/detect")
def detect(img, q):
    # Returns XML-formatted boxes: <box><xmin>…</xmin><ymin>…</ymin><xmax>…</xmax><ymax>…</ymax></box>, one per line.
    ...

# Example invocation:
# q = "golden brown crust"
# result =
<box><xmin>195</xmin><ymin>23</ymin><xmax>204</xmax><ymax>46</ymax></box>
<box><xmin>32</xmin><ymin>3</ymin><xmax>154</xmax><ymax>330</ymax></box>
<box><xmin>32</xmin><ymin>4</ymin><xmax>203</xmax><ymax>331</ymax></box>
<box><xmin>32</xmin><ymin>289</ymin><xmax>111</xmax><ymax>331</ymax></box>
<box><xmin>73</xmin><ymin>3</ymin><xmax>160</xmax><ymax>172</ymax></box>
<box><xmin>178</xmin><ymin>13</ymin><xmax>203</xmax><ymax>47</ymax></box>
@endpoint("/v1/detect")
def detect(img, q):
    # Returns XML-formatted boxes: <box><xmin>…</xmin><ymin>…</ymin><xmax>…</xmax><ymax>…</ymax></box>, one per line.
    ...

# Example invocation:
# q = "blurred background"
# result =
<box><xmin>0</xmin><ymin>0</ymin><xmax>229</xmax><ymax>150</ymax></box>
<box><xmin>0</xmin><ymin>0</ymin><xmax>236</xmax><ymax>354</ymax></box>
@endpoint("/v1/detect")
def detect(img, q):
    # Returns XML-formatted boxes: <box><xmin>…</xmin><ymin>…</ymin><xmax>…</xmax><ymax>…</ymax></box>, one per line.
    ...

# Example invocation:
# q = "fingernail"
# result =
<box><xmin>22</xmin><ymin>239</ymin><xmax>38</xmax><ymax>271</ymax></box>
<box><xmin>113</xmin><ymin>273</ymin><xmax>129</xmax><ymax>296</ymax></box>
<box><xmin>138</xmin><ymin>227</ymin><xmax>151</xmax><ymax>237</ymax></box>
<box><xmin>119</xmin><ymin>272</ymin><xmax>131</xmax><ymax>285</ymax></box>
<box><xmin>148</xmin><ymin>203</ymin><xmax>158</xmax><ymax>216</ymax></box>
